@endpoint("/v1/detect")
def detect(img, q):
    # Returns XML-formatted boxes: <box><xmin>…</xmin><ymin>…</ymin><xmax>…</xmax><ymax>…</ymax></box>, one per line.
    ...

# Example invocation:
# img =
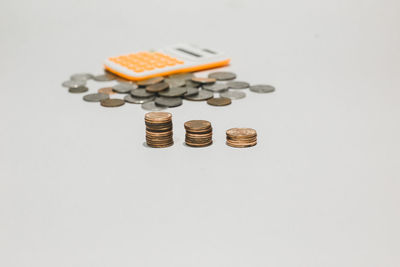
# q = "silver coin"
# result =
<box><xmin>141</xmin><ymin>101</ymin><xmax>167</xmax><ymax>111</ymax></box>
<box><xmin>130</xmin><ymin>88</ymin><xmax>155</xmax><ymax>98</ymax></box>
<box><xmin>164</xmin><ymin>78</ymin><xmax>186</xmax><ymax>87</ymax></box>
<box><xmin>68</xmin><ymin>86</ymin><xmax>88</xmax><ymax>93</ymax></box>
<box><xmin>220</xmin><ymin>90</ymin><xmax>246</xmax><ymax>100</ymax></box>
<box><xmin>168</xmin><ymin>72</ymin><xmax>194</xmax><ymax>80</ymax></box>
<box><xmin>184</xmin><ymin>90</ymin><xmax>213</xmax><ymax>101</ymax></box>
<box><xmin>184</xmin><ymin>87</ymin><xmax>199</xmax><ymax>96</ymax></box>
<box><xmin>124</xmin><ymin>94</ymin><xmax>155</xmax><ymax>104</ymax></box>
<box><xmin>83</xmin><ymin>93</ymin><xmax>109</xmax><ymax>102</ymax></box>
<box><xmin>203</xmin><ymin>83</ymin><xmax>228</xmax><ymax>93</ymax></box>
<box><xmin>250</xmin><ymin>84</ymin><xmax>275</xmax><ymax>93</ymax></box>
<box><xmin>158</xmin><ymin>87</ymin><xmax>187</xmax><ymax>97</ymax></box>
<box><xmin>112</xmin><ymin>82</ymin><xmax>137</xmax><ymax>93</ymax></box>
<box><xmin>62</xmin><ymin>80</ymin><xmax>86</xmax><ymax>88</ymax></box>
<box><xmin>155</xmin><ymin>97</ymin><xmax>183</xmax><ymax>107</ymax></box>
<box><xmin>70</xmin><ymin>73</ymin><xmax>93</xmax><ymax>81</ymax></box>
<box><xmin>208</xmin><ymin>71</ymin><xmax>236</xmax><ymax>81</ymax></box>
<box><xmin>226</xmin><ymin>81</ymin><xmax>250</xmax><ymax>89</ymax></box>
<box><xmin>185</xmin><ymin>80</ymin><xmax>201</xmax><ymax>88</ymax></box>
<box><xmin>93</xmin><ymin>73</ymin><xmax>116</xmax><ymax>81</ymax></box>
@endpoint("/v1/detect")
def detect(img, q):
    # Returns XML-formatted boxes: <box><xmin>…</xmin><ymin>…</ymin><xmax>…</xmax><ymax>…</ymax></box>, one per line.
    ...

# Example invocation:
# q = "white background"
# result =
<box><xmin>1</xmin><ymin>0</ymin><xmax>399</xmax><ymax>266</ymax></box>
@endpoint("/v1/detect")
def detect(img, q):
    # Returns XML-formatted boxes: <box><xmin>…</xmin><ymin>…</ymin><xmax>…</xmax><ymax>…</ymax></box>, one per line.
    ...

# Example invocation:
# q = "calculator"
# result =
<box><xmin>104</xmin><ymin>44</ymin><xmax>230</xmax><ymax>81</ymax></box>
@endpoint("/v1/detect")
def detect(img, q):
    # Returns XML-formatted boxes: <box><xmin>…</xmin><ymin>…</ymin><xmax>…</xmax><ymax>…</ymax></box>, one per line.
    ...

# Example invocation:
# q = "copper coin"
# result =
<box><xmin>226</xmin><ymin>141</ymin><xmax>257</xmax><ymax>148</ymax></box>
<box><xmin>98</xmin><ymin>87</ymin><xmax>116</xmax><ymax>95</ymax></box>
<box><xmin>145</xmin><ymin>112</ymin><xmax>172</xmax><ymax>123</ymax></box>
<box><xmin>137</xmin><ymin>77</ymin><xmax>164</xmax><ymax>86</ymax></box>
<box><xmin>100</xmin><ymin>98</ymin><xmax>125</xmax><ymax>107</ymax></box>
<box><xmin>191</xmin><ymin>77</ymin><xmax>216</xmax><ymax>84</ymax></box>
<box><xmin>207</xmin><ymin>97</ymin><xmax>232</xmax><ymax>106</ymax></box>
<box><xmin>184</xmin><ymin>120</ymin><xmax>211</xmax><ymax>131</ymax></box>
<box><xmin>146</xmin><ymin>82</ymin><xmax>169</xmax><ymax>93</ymax></box>
<box><xmin>226</xmin><ymin>128</ymin><xmax>257</xmax><ymax>138</ymax></box>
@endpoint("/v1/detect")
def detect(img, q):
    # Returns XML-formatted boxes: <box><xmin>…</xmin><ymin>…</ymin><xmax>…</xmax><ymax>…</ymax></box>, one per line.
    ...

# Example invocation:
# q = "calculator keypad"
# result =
<box><xmin>109</xmin><ymin>52</ymin><xmax>184</xmax><ymax>73</ymax></box>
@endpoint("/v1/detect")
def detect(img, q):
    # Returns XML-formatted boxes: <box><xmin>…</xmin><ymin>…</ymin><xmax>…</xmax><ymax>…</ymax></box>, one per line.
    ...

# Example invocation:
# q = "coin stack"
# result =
<box><xmin>226</xmin><ymin>128</ymin><xmax>257</xmax><ymax>148</ymax></box>
<box><xmin>184</xmin><ymin>120</ymin><xmax>213</xmax><ymax>147</ymax></box>
<box><xmin>145</xmin><ymin>112</ymin><xmax>173</xmax><ymax>148</ymax></box>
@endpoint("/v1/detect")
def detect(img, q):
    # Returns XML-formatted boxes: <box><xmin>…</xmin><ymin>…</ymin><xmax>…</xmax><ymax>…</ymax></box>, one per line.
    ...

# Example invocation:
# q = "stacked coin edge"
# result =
<box><xmin>145</xmin><ymin>112</ymin><xmax>174</xmax><ymax>148</ymax></box>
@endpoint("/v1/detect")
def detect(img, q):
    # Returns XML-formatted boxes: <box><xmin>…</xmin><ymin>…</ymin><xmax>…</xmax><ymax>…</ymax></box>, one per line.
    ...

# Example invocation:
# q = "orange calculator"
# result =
<box><xmin>104</xmin><ymin>44</ymin><xmax>230</xmax><ymax>81</ymax></box>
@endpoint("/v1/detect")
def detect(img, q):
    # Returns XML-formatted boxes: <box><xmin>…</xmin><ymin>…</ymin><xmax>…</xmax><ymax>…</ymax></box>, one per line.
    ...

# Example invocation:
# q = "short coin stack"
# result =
<box><xmin>184</xmin><ymin>120</ymin><xmax>213</xmax><ymax>147</ymax></box>
<box><xmin>226</xmin><ymin>128</ymin><xmax>257</xmax><ymax>148</ymax></box>
<box><xmin>145</xmin><ymin>112</ymin><xmax>173</xmax><ymax>148</ymax></box>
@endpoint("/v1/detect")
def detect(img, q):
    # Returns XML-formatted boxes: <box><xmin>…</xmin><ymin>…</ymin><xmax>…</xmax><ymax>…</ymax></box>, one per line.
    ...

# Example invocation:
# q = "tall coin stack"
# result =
<box><xmin>226</xmin><ymin>128</ymin><xmax>257</xmax><ymax>148</ymax></box>
<box><xmin>184</xmin><ymin>120</ymin><xmax>213</xmax><ymax>147</ymax></box>
<box><xmin>145</xmin><ymin>112</ymin><xmax>173</xmax><ymax>148</ymax></box>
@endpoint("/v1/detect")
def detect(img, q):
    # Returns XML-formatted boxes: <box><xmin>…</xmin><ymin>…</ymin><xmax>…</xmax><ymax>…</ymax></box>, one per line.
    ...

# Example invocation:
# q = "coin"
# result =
<box><xmin>185</xmin><ymin>80</ymin><xmax>201</xmax><ymax>88</ymax></box>
<box><xmin>191</xmin><ymin>77</ymin><xmax>216</xmax><ymax>84</ymax></box>
<box><xmin>158</xmin><ymin>87</ymin><xmax>187</xmax><ymax>97</ymax></box>
<box><xmin>220</xmin><ymin>90</ymin><xmax>246</xmax><ymax>100</ymax></box>
<box><xmin>98</xmin><ymin>87</ymin><xmax>116</xmax><ymax>95</ymax></box>
<box><xmin>184</xmin><ymin>120</ymin><xmax>212</xmax><ymax>132</ymax></box>
<box><xmin>184</xmin><ymin>90</ymin><xmax>213</xmax><ymax>101</ymax></box>
<box><xmin>164</xmin><ymin>78</ymin><xmax>186</xmax><ymax>87</ymax></box>
<box><xmin>83</xmin><ymin>93</ymin><xmax>109</xmax><ymax>102</ymax></box>
<box><xmin>112</xmin><ymin>82</ymin><xmax>137</xmax><ymax>93</ymax></box>
<box><xmin>145</xmin><ymin>112</ymin><xmax>172</xmax><ymax>123</ymax></box>
<box><xmin>202</xmin><ymin>83</ymin><xmax>228</xmax><ymax>93</ymax></box>
<box><xmin>100</xmin><ymin>98</ymin><xmax>125</xmax><ymax>107</ymax></box>
<box><xmin>226</xmin><ymin>128</ymin><xmax>257</xmax><ymax>138</ymax></box>
<box><xmin>155</xmin><ymin>97</ymin><xmax>183</xmax><ymax>107</ymax></box>
<box><xmin>141</xmin><ymin>101</ymin><xmax>167</xmax><ymax>111</ymax></box>
<box><xmin>208</xmin><ymin>71</ymin><xmax>236</xmax><ymax>81</ymax></box>
<box><xmin>93</xmin><ymin>73</ymin><xmax>116</xmax><ymax>81</ymax></box>
<box><xmin>226</xmin><ymin>81</ymin><xmax>249</xmax><ymax>89</ymax></box>
<box><xmin>184</xmin><ymin>120</ymin><xmax>213</xmax><ymax>147</ymax></box>
<box><xmin>146</xmin><ymin>82</ymin><xmax>169</xmax><ymax>93</ymax></box>
<box><xmin>207</xmin><ymin>97</ymin><xmax>232</xmax><ymax>106</ymax></box>
<box><xmin>137</xmin><ymin>77</ymin><xmax>164</xmax><ymax>86</ymax></box>
<box><xmin>145</xmin><ymin>112</ymin><xmax>174</xmax><ymax>148</ymax></box>
<box><xmin>249</xmin><ymin>84</ymin><xmax>275</xmax><ymax>93</ymax></box>
<box><xmin>62</xmin><ymin>80</ymin><xmax>86</xmax><ymax>88</ymax></box>
<box><xmin>169</xmin><ymin>72</ymin><xmax>194</xmax><ymax>80</ymax></box>
<box><xmin>70</xmin><ymin>73</ymin><xmax>93</xmax><ymax>81</ymax></box>
<box><xmin>226</xmin><ymin>128</ymin><xmax>257</xmax><ymax>148</ymax></box>
<box><xmin>130</xmin><ymin>88</ymin><xmax>155</xmax><ymax>98</ymax></box>
<box><xmin>184</xmin><ymin>87</ymin><xmax>199</xmax><ymax>96</ymax></box>
<box><xmin>68</xmin><ymin>86</ymin><xmax>88</xmax><ymax>93</ymax></box>
<box><xmin>124</xmin><ymin>94</ymin><xmax>154</xmax><ymax>104</ymax></box>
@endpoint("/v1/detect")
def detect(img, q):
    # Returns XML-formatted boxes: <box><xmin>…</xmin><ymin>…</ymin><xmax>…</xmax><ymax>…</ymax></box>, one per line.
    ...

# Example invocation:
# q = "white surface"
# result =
<box><xmin>1</xmin><ymin>0</ymin><xmax>399</xmax><ymax>266</ymax></box>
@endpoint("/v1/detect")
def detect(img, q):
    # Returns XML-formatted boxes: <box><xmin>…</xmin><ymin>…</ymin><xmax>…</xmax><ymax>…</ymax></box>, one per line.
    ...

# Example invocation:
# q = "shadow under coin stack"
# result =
<box><xmin>226</xmin><ymin>128</ymin><xmax>257</xmax><ymax>148</ymax></box>
<box><xmin>184</xmin><ymin>120</ymin><xmax>213</xmax><ymax>147</ymax></box>
<box><xmin>145</xmin><ymin>112</ymin><xmax>173</xmax><ymax>148</ymax></box>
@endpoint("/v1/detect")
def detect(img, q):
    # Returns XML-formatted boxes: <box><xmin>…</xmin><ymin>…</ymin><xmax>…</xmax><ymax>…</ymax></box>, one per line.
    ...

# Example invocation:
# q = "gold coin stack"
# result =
<box><xmin>145</xmin><ymin>112</ymin><xmax>173</xmax><ymax>148</ymax></box>
<box><xmin>184</xmin><ymin>120</ymin><xmax>213</xmax><ymax>147</ymax></box>
<box><xmin>226</xmin><ymin>128</ymin><xmax>257</xmax><ymax>148</ymax></box>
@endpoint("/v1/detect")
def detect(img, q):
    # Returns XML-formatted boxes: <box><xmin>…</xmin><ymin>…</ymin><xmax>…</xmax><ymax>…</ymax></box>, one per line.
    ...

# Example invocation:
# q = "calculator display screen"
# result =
<box><xmin>176</xmin><ymin>48</ymin><xmax>202</xmax><ymax>57</ymax></box>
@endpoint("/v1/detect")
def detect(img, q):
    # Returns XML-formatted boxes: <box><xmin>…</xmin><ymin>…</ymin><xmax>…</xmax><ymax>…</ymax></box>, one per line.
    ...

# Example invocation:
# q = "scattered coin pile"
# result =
<box><xmin>184</xmin><ymin>120</ymin><xmax>213</xmax><ymax>147</ymax></box>
<box><xmin>145</xmin><ymin>112</ymin><xmax>174</xmax><ymax>148</ymax></box>
<box><xmin>226</xmin><ymin>128</ymin><xmax>257</xmax><ymax>148</ymax></box>
<box><xmin>62</xmin><ymin>70</ymin><xmax>275</xmax><ymax>110</ymax></box>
